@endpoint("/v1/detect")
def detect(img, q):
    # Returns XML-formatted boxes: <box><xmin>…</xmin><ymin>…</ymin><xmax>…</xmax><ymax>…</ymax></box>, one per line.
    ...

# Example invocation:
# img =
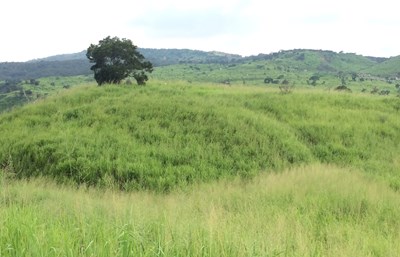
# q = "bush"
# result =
<box><xmin>335</xmin><ymin>85</ymin><xmax>352</xmax><ymax>92</ymax></box>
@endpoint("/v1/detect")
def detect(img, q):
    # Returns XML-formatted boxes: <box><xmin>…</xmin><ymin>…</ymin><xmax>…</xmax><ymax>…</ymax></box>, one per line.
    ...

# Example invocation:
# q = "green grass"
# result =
<box><xmin>0</xmin><ymin>82</ymin><xmax>399</xmax><ymax>191</ymax></box>
<box><xmin>364</xmin><ymin>56</ymin><xmax>400</xmax><ymax>77</ymax></box>
<box><xmin>1</xmin><ymin>49</ymin><xmax>399</xmax><ymax>256</ymax></box>
<box><xmin>1</xmin><ymin>80</ymin><xmax>400</xmax><ymax>256</ymax></box>
<box><xmin>1</xmin><ymin>164</ymin><xmax>400</xmax><ymax>257</ymax></box>
<box><xmin>0</xmin><ymin>75</ymin><xmax>95</xmax><ymax>113</ymax></box>
<box><xmin>151</xmin><ymin>61</ymin><xmax>398</xmax><ymax>97</ymax></box>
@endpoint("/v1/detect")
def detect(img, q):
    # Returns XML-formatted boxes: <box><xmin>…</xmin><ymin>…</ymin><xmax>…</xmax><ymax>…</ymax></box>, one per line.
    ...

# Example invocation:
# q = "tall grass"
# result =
<box><xmin>0</xmin><ymin>82</ymin><xmax>399</xmax><ymax>191</ymax></box>
<box><xmin>1</xmin><ymin>165</ymin><xmax>400</xmax><ymax>256</ymax></box>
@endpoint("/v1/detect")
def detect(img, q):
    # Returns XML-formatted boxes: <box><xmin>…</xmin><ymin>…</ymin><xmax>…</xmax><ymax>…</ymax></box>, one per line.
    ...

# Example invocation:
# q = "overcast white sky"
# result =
<box><xmin>1</xmin><ymin>0</ymin><xmax>399</xmax><ymax>62</ymax></box>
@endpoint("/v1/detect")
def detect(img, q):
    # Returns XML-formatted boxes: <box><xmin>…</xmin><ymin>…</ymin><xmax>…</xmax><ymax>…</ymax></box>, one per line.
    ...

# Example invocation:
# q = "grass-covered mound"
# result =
<box><xmin>0</xmin><ymin>82</ymin><xmax>399</xmax><ymax>191</ymax></box>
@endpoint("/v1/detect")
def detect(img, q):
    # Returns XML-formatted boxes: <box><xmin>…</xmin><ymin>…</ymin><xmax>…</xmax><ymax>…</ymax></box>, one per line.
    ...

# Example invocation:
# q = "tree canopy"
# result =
<box><xmin>86</xmin><ymin>36</ymin><xmax>153</xmax><ymax>85</ymax></box>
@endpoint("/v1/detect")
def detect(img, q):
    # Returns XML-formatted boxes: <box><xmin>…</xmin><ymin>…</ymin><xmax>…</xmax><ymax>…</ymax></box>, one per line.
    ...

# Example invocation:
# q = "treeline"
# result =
<box><xmin>0</xmin><ymin>59</ymin><xmax>91</xmax><ymax>80</ymax></box>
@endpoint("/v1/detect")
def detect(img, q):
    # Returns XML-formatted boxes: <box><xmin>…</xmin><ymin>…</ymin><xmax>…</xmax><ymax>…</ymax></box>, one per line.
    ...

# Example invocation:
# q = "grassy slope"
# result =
<box><xmin>0</xmin><ymin>82</ymin><xmax>399</xmax><ymax>191</ymax></box>
<box><xmin>1</xmin><ymin>165</ymin><xmax>400</xmax><ymax>256</ymax></box>
<box><xmin>151</xmin><ymin>55</ymin><xmax>397</xmax><ymax>94</ymax></box>
<box><xmin>364</xmin><ymin>56</ymin><xmax>400</xmax><ymax>77</ymax></box>
<box><xmin>266</xmin><ymin>50</ymin><xmax>377</xmax><ymax>73</ymax></box>
<box><xmin>0</xmin><ymin>75</ymin><xmax>94</xmax><ymax>113</ymax></box>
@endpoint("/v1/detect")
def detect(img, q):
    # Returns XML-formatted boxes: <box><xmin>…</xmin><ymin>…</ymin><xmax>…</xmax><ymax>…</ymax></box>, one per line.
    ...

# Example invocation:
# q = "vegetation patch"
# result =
<box><xmin>0</xmin><ymin>82</ymin><xmax>399</xmax><ymax>191</ymax></box>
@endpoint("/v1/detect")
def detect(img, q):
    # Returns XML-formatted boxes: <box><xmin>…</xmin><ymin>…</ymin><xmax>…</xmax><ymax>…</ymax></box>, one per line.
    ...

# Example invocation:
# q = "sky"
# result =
<box><xmin>1</xmin><ymin>0</ymin><xmax>399</xmax><ymax>62</ymax></box>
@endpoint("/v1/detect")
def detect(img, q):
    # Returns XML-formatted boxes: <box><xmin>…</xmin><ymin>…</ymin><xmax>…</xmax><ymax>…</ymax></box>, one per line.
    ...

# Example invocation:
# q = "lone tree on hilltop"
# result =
<box><xmin>86</xmin><ymin>36</ymin><xmax>153</xmax><ymax>85</ymax></box>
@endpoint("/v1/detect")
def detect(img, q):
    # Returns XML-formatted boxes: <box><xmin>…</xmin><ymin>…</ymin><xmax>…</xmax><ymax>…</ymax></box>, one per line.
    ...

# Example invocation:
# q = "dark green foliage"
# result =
<box><xmin>27</xmin><ymin>79</ymin><xmax>40</xmax><ymax>86</ymax></box>
<box><xmin>379</xmin><ymin>89</ymin><xmax>390</xmax><ymax>95</ymax></box>
<box><xmin>296</xmin><ymin>53</ymin><xmax>305</xmax><ymax>61</ymax></box>
<box><xmin>335</xmin><ymin>85</ymin><xmax>352</xmax><ymax>92</ymax></box>
<box><xmin>338</xmin><ymin>71</ymin><xmax>347</xmax><ymax>86</ymax></box>
<box><xmin>0</xmin><ymin>80</ymin><xmax>22</xmax><ymax>93</ymax></box>
<box><xmin>351</xmin><ymin>72</ymin><xmax>358</xmax><ymax>81</ymax></box>
<box><xmin>139</xmin><ymin>49</ymin><xmax>241</xmax><ymax>66</ymax></box>
<box><xmin>264</xmin><ymin>77</ymin><xmax>274</xmax><ymax>84</ymax></box>
<box><xmin>0</xmin><ymin>60</ymin><xmax>91</xmax><ymax>80</ymax></box>
<box><xmin>86</xmin><ymin>36</ymin><xmax>153</xmax><ymax>85</ymax></box>
<box><xmin>308</xmin><ymin>75</ymin><xmax>320</xmax><ymax>86</ymax></box>
<box><xmin>281</xmin><ymin>79</ymin><xmax>289</xmax><ymax>85</ymax></box>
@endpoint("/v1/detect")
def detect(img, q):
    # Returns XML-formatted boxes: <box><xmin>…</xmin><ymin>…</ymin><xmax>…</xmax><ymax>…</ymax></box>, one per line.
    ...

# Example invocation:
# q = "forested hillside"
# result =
<box><xmin>1</xmin><ymin>49</ymin><xmax>399</xmax><ymax>81</ymax></box>
<box><xmin>0</xmin><ymin>59</ymin><xmax>91</xmax><ymax>81</ymax></box>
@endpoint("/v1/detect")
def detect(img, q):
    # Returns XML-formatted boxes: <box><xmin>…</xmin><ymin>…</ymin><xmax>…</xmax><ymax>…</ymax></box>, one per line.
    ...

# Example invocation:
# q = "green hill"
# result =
<box><xmin>363</xmin><ymin>55</ymin><xmax>400</xmax><ymax>77</ymax></box>
<box><xmin>0</xmin><ymin>59</ymin><xmax>91</xmax><ymax>81</ymax></box>
<box><xmin>29</xmin><ymin>48</ymin><xmax>241</xmax><ymax>66</ymax></box>
<box><xmin>1</xmin><ymin>82</ymin><xmax>399</xmax><ymax>191</ymax></box>
<box><xmin>28</xmin><ymin>51</ymin><xmax>88</xmax><ymax>62</ymax></box>
<box><xmin>244</xmin><ymin>49</ymin><xmax>379</xmax><ymax>73</ymax></box>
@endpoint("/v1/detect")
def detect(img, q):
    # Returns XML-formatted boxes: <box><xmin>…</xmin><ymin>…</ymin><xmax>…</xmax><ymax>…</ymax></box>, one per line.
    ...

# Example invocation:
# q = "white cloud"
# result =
<box><xmin>0</xmin><ymin>0</ymin><xmax>399</xmax><ymax>62</ymax></box>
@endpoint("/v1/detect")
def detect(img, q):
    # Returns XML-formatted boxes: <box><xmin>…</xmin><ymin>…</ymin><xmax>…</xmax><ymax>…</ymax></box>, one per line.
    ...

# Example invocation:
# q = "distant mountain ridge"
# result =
<box><xmin>0</xmin><ymin>48</ymin><xmax>242</xmax><ymax>81</ymax></box>
<box><xmin>0</xmin><ymin>48</ymin><xmax>399</xmax><ymax>80</ymax></box>
<box><xmin>28</xmin><ymin>51</ymin><xmax>88</xmax><ymax>62</ymax></box>
<box><xmin>0</xmin><ymin>59</ymin><xmax>91</xmax><ymax>81</ymax></box>
<box><xmin>29</xmin><ymin>48</ymin><xmax>242</xmax><ymax>66</ymax></box>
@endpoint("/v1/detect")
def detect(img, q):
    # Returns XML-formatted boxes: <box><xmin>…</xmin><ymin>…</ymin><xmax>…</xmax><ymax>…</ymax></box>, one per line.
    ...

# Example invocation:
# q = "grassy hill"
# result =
<box><xmin>29</xmin><ymin>48</ymin><xmax>242</xmax><ymax>66</ymax></box>
<box><xmin>1</xmin><ymin>82</ymin><xmax>399</xmax><ymax>192</ymax></box>
<box><xmin>2</xmin><ymin>46</ymin><xmax>400</xmax><ymax>257</ymax></box>
<box><xmin>244</xmin><ymin>49</ymin><xmax>378</xmax><ymax>73</ymax></box>
<box><xmin>364</xmin><ymin>55</ymin><xmax>400</xmax><ymax>77</ymax></box>
<box><xmin>1</xmin><ymin>81</ymin><xmax>400</xmax><ymax>256</ymax></box>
